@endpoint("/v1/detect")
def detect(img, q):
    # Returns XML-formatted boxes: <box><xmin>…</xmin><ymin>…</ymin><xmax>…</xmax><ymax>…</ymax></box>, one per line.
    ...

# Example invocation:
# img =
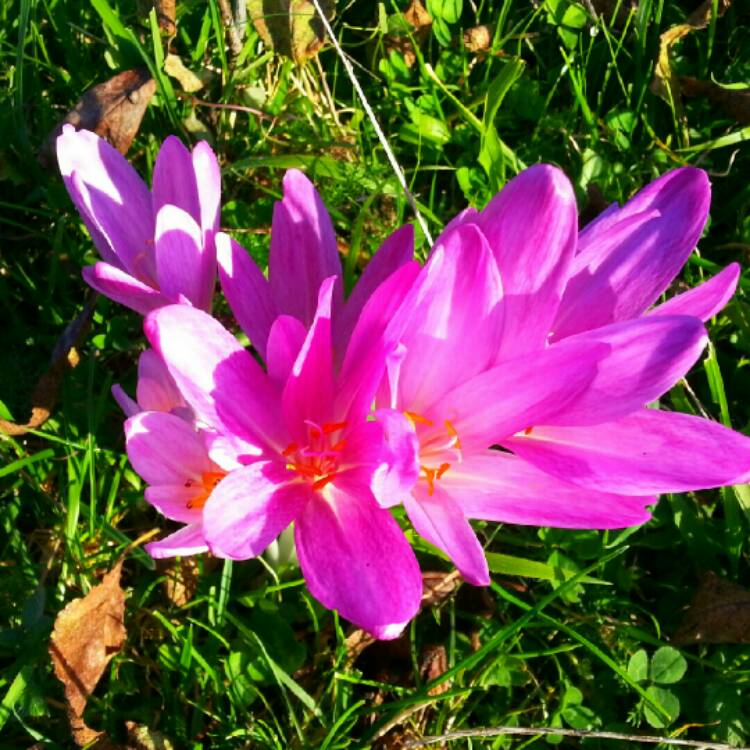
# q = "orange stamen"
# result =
<box><xmin>405</xmin><ymin>411</ymin><xmax>433</xmax><ymax>427</ymax></box>
<box><xmin>186</xmin><ymin>470</ymin><xmax>226</xmax><ymax>510</ymax></box>
<box><xmin>437</xmin><ymin>462</ymin><xmax>451</xmax><ymax>479</ymax></box>
<box><xmin>322</xmin><ymin>421</ymin><xmax>347</xmax><ymax>434</ymax></box>
<box><xmin>524</xmin><ymin>426</ymin><xmax>534</xmax><ymax>436</ymax></box>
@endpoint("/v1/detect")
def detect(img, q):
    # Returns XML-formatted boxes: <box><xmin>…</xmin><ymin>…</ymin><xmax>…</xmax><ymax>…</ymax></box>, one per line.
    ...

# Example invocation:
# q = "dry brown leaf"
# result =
<box><xmin>463</xmin><ymin>24</ymin><xmax>495</xmax><ymax>53</ymax></box>
<box><xmin>679</xmin><ymin>75</ymin><xmax>750</xmax><ymax>125</ymax></box>
<box><xmin>49</xmin><ymin>558</ymin><xmax>127</xmax><ymax>746</ymax></box>
<box><xmin>159</xmin><ymin>556</ymin><xmax>201</xmax><ymax>607</ymax></box>
<box><xmin>0</xmin><ymin>295</ymin><xmax>94</xmax><ymax>436</ymax></box>
<box><xmin>40</xmin><ymin>69</ymin><xmax>156</xmax><ymax>166</ymax></box>
<box><xmin>651</xmin><ymin>0</ymin><xmax>732</xmax><ymax>114</ymax></box>
<box><xmin>385</xmin><ymin>0</ymin><xmax>432</xmax><ymax>68</ymax></box>
<box><xmin>419</xmin><ymin>644</ymin><xmax>449</xmax><ymax>696</ymax></box>
<box><xmin>164</xmin><ymin>54</ymin><xmax>205</xmax><ymax>93</ymax></box>
<box><xmin>420</xmin><ymin>570</ymin><xmax>461</xmax><ymax>608</ymax></box>
<box><xmin>154</xmin><ymin>0</ymin><xmax>176</xmax><ymax>35</ymax></box>
<box><xmin>673</xmin><ymin>571</ymin><xmax>750</xmax><ymax>645</ymax></box>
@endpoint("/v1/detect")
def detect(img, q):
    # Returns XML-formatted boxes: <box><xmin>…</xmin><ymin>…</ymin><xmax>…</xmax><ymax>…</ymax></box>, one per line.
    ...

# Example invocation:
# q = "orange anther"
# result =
<box><xmin>331</xmin><ymin>439</ymin><xmax>347</xmax><ymax>452</ymax></box>
<box><xmin>405</xmin><ymin>411</ymin><xmax>433</xmax><ymax>426</ymax></box>
<box><xmin>322</xmin><ymin>421</ymin><xmax>347</xmax><ymax>434</ymax></box>
<box><xmin>524</xmin><ymin>426</ymin><xmax>534</xmax><ymax>436</ymax></box>
<box><xmin>437</xmin><ymin>462</ymin><xmax>451</xmax><ymax>479</ymax></box>
<box><xmin>312</xmin><ymin>473</ymin><xmax>337</xmax><ymax>491</ymax></box>
<box><xmin>282</xmin><ymin>442</ymin><xmax>299</xmax><ymax>457</ymax></box>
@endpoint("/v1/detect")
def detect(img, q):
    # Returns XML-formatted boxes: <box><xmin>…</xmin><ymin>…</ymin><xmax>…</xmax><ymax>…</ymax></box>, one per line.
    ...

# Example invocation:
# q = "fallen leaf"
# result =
<box><xmin>159</xmin><ymin>556</ymin><xmax>201</xmax><ymax>607</ymax></box>
<box><xmin>419</xmin><ymin>644</ymin><xmax>449</xmax><ymax>696</ymax></box>
<box><xmin>463</xmin><ymin>23</ymin><xmax>494</xmax><ymax>53</ymax></box>
<box><xmin>385</xmin><ymin>0</ymin><xmax>432</xmax><ymax>68</ymax></box>
<box><xmin>673</xmin><ymin>571</ymin><xmax>750</xmax><ymax>645</ymax></box>
<box><xmin>153</xmin><ymin>0</ymin><xmax>176</xmax><ymax>35</ymax></box>
<box><xmin>49</xmin><ymin>558</ymin><xmax>127</xmax><ymax>746</ymax></box>
<box><xmin>0</xmin><ymin>294</ymin><xmax>94</xmax><ymax>437</ymax></box>
<box><xmin>165</xmin><ymin>54</ymin><xmax>205</xmax><ymax>93</ymax></box>
<box><xmin>420</xmin><ymin>569</ymin><xmax>461</xmax><ymax>608</ymax></box>
<box><xmin>125</xmin><ymin>722</ymin><xmax>176</xmax><ymax>750</ymax></box>
<box><xmin>679</xmin><ymin>75</ymin><xmax>750</xmax><ymax>125</ymax></box>
<box><xmin>248</xmin><ymin>0</ymin><xmax>335</xmax><ymax>64</ymax></box>
<box><xmin>40</xmin><ymin>69</ymin><xmax>156</xmax><ymax>166</ymax></box>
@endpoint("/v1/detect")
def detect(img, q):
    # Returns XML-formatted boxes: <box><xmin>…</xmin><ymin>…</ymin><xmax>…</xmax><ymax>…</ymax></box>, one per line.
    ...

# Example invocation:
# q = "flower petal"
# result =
<box><xmin>372</xmin><ymin>409</ymin><xmax>420</xmax><ymax>509</ymax></box>
<box><xmin>445</xmin><ymin>451</ymin><xmax>654</xmax><ymax>528</ymax></box>
<box><xmin>269</xmin><ymin>169</ymin><xmax>342</xmax><ymax>327</ymax></box>
<box><xmin>506</xmin><ymin>408</ymin><xmax>750</xmax><ymax>495</ymax></box>
<box><xmin>155</xmin><ymin>204</ymin><xmax>214</xmax><ymax>311</ymax></box>
<box><xmin>111</xmin><ymin>384</ymin><xmax>139</xmax><ymax>417</ymax></box>
<box><xmin>649</xmin><ymin>263</ymin><xmax>740</xmax><ymax>321</ymax></box>
<box><xmin>216</xmin><ymin>232</ymin><xmax>279</xmax><ymax>358</ymax></box>
<box><xmin>295</xmin><ymin>477</ymin><xmax>422</xmax><ymax>639</ymax></box>
<box><xmin>82</xmin><ymin>262</ymin><xmax>166</xmax><ymax>315</ymax></box>
<box><xmin>125</xmin><ymin>411</ymin><xmax>213</xmax><ymax>485</ymax></box>
<box><xmin>266</xmin><ymin>315</ymin><xmax>308</xmax><ymax>387</ymax></box>
<box><xmin>202</xmin><ymin>462</ymin><xmax>308</xmax><ymax>560</ymax></box>
<box><xmin>145</xmin><ymin>485</ymin><xmax>203</xmax><ymax>523</ymax></box>
<box><xmin>136</xmin><ymin>349</ymin><xmax>186</xmax><ymax>414</ymax></box>
<box><xmin>145</xmin><ymin>304</ymin><xmax>283</xmax><ymax>450</ymax></box>
<box><xmin>146</xmin><ymin>523</ymin><xmax>208</xmax><ymax>558</ymax></box>
<box><xmin>405</xmin><ymin>485</ymin><xmax>489</xmax><ymax>585</ymax></box>
<box><xmin>554</xmin><ymin>167</ymin><xmax>711</xmax><ymax>339</ymax></box>
<box><xmin>473</xmin><ymin>164</ymin><xmax>578</xmax><ymax>357</ymax></box>
<box><xmin>152</xmin><ymin>136</ymin><xmax>200</xmax><ymax>222</ymax></box>
<box><xmin>192</xmin><ymin>141</ymin><xmax>222</xmax><ymax>238</ymax></box>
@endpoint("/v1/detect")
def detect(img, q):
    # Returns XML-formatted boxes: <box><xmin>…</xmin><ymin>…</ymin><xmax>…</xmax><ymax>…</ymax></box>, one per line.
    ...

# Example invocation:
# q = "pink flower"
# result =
<box><xmin>57</xmin><ymin>126</ymin><xmax>221</xmax><ymax>314</ymax></box>
<box><xmin>132</xmin><ymin>266</ymin><xmax>424</xmax><ymax>638</ymax></box>
<box><xmin>216</xmin><ymin>169</ymin><xmax>414</xmax><ymax>359</ymax></box>
<box><xmin>375</xmin><ymin>165</ymin><xmax>750</xmax><ymax>585</ymax></box>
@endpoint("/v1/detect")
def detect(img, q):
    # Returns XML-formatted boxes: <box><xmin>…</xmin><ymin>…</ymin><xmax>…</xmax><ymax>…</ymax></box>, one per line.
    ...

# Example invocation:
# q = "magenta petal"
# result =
<box><xmin>145</xmin><ymin>305</ymin><xmax>283</xmax><ymax>450</ymax></box>
<box><xmin>155</xmin><ymin>205</ymin><xmax>214</xmax><ymax>311</ymax></box>
<box><xmin>506</xmin><ymin>409</ymin><xmax>750</xmax><ymax>495</ymax></box>
<box><xmin>202</xmin><ymin>462</ymin><xmax>308</xmax><ymax>560</ymax></box>
<box><xmin>554</xmin><ymin>167</ymin><xmax>711</xmax><ymax>339</ymax></box>
<box><xmin>548</xmin><ymin>315</ymin><xmax>708</xmax><ymax>426</ymax></box>
<box><xmin>474</xmin><ymin>164</ymin><xmax>578</xmax><ymax>357</ymax></box>
<box><xmin>136</xmin><ymin>349</ymin><xmax>186</xmax><ymax>414</ymax></box>
<box><xmin>146</xmin><ymin>523</ymin><xmax>208</xmax><ymax>558</ymax></box>
<box><xmin>125</xmin><ymin>411</ymin><xmax>213</xmax><ymax>485</ymax></box>
<box><xmin>82</xmin><ymin>262</ymin><xmax>166</xmax><ymax>315</ymax></box>
<box><xmin>216</xmin><ymin>232</ymin><xmax>279</xmax><ymax>358</ymax></box>
<box><xmin>334</xmin><ymin>224</ymin><xmax>414</xmax><ymax>352</ymax></box>
<box><xmin>145</xmin><ymin>485</ymin><xmax>203</xmax><ymax>523</ymax></box>
<box><xmin>266</xmin><ymin>315</ymin><xmax>308</xmax><ymax>387</ymax></box>
<box><xmin>446</xmin><ymin>451</ymin><xmax>653</xmax><ymax>528</ymax></box>
<box><xmin>269</xmin><ymin>169</ymin><xmax>343</xmax><ymax>327</ymax></box>
<box><xmin>152</xmin><ymin>136</ymin><xmax>201</xmax><ymax>222</ymax></box>
<box><xmin>112</xmin><ymin>384</ymin><xmax>139</xmax><ymax>417</ymax></box>
<box><xmin>405</xmin><ymin>485</ymin><xmax>489</xmax><ymax>585</ymax></box>
<box><xmin>192</xmin><ymin>141</ymin><xmax>222</xmax><ymax>238</ymax></box>
<box><xmin>372</xmin><ymin>409</ymin><xmax>420</xmax><ymax>508</ymax></box>
<box><xmin>649</xmin><ymin>263</ymin><xmax>740</xmax><ymax>321</ymax></box>
<box><xmin>295</xmin><ymin>478</ymin><xmax>422</xmax><ymax>639</ymax></box>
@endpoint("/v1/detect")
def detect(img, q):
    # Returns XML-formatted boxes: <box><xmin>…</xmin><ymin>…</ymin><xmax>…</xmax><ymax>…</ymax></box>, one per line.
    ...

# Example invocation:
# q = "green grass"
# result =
<box><xmin>2</xmin><ymin>0</ymin><xmax>750</xmax><ymax>747</ymax></box>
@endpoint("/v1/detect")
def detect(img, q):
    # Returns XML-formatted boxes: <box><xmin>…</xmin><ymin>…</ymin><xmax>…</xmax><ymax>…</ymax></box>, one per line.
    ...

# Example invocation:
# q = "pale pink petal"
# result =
<box><xmin>372</xmin><ymin>409</ymin><xmax>420</xmax><ymax>508</ymax></box>
<box><xmin>295</xmin><ymin>476</ymin><xmax>422</xmax><ymax>639</ymax></box>
<box><xmin>444</xmin><ymin>451</ymin><xmax>654</xmax><ymax>528</ymax></box>
<box><xmin>125</xmin><ymin>411</ymin><xmax>213</xmax><ymax>485</ymax></box>
<box><xmin>154</xmin><ymin>204</ymin><xmax>214</xmax><ymax>311</ymax></box>
<box><xmin>146</xmin><ymin>523</ymin><xmax>208</xmax><ymax>558</ymax></box>
<box><xmin>506</xmin><ymin>409</ymin><xmax>750</xmax><ymax>495</ymax></box>
<box><xmin>152</xmin><ymin>136</ymin><xmax>200</xmax><ymax>221</ymax></box>
<box><xmin>136</xmin><ymin>349</ymin><xmax>187</xmax><ymax>414</ymax></box>
<box><xmin>202</xmin><ymin>462</ymin><xmax>308</xmax><ymax>560</ymax></box>
<box><xmin>548</xmin><ymin>315</ymin><xmax>708</xmax><ymax>426</ymax></box>
<box><xmin>145</xmin><ymin>485</ymin><xmax>204</xmax><ymax>523</ymax></box>
<box><xmin>405</xmin><ymin>485</ymin><xmax>489</xmax><ymax>585</ymax></box>
<box><xmin>473</xmin><ymin>164</ymin><xmax>578</xmax><ymax>357</ymax></box>
<box><xmin>216</xmin><ymin>232</ymin><xmax>279</xmax><ymax>358</ymax></box>
<box><xmin>269</xmin><ymin>169</ymin><xmax>342</xmax><ymax>327</ymax></box>
<box><xmin>554</xmin><ymin>168</ymin><xmax>711</xmax><ymax>339</ymax></box>
<box><xmin>111</xmin><ymin>384</ymin><xmax>139</xmax><ymax>417</ymax></box>
<box><xmin>334</xmin><ymin>224</ymin><xmax>414</xmax><ymax>352</ymax></box>
<box><xmin>266</xmin><ymin>315</ymin><xmax>307</xmax><ymax>387</ymax></box>
<box><xmin>192</xmin><ymin>141</ymin><xmax>222</xmax><ymax>238</ymax></box>
<box><xmin>649</xmin><ymin>263</ymin><xmax>740</xmax><ymax>321</ymax></box>
<box><xmin>82</xmin><ymin>262</ymin><xmax>166</xmax><ymax>315</ymax></box>
<box><xmin>144</xmin><ymin>305</ymin><xmax>284</xmax><ymax>451</ymax></box>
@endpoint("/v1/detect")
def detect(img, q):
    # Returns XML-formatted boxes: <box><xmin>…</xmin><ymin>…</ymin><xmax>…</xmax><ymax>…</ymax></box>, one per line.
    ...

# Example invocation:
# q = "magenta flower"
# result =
<box><xmin>216</xmin><ymin>169</ymin><xmax>414</xmax><ymax>359</ymax></box>
<box><xmin>57</xmin><ymin>126</ymin><xmax>221</xmax><ymax>314</ymax></box>
<box><xmin>375</xmin><ymin>165</ymin><xmax>750</xmax><ymax>585</ymax></box>
<box><xmin>134</xmin><ymin>266</ymin><xmax>424</xmax><ymax>638</ymax></box>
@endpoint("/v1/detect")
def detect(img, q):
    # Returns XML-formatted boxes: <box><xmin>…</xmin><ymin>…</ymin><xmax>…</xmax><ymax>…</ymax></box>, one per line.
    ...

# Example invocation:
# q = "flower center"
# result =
<box><xmin>184</xmin><ymin>470</ymin><xmax>227</xmax><ymax>510</ymax></box>
<box><xmin>283</xmin><ymin>420</ymin><xmax>347</xmax><ymax>491</ymax></box>
<box><xmin>405</xmin><ymin>412</ymin><xmax>462</xmax><ymax>496</ymax></box>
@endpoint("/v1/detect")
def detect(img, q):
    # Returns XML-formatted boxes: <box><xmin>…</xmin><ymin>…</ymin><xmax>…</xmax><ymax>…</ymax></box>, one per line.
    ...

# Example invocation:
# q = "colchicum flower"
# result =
<box><xmin>57</xmin><ymin>126</ymin><xmax>221</xmax><ymax>314</ymax></box>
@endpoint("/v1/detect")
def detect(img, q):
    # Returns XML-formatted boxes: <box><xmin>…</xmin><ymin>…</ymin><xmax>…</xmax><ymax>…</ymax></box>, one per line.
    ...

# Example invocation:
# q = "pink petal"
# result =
<box><xmin>269</xmin><ymin>169</ymin><xmax>342</xmax><ymax>327</ymax></box>
<box><xmin>154</xmin><ymin>204</ymin><xmax>214</xmax><ymax>311</ymax></box>
<box><xmin>111</xmin><ymin>384</ymin><xmax>139</xmax><ymax>417</ymax></box>
<box><xmin>136</xmin><ymin>349</ymin><xmax>187</xmax><ymax>414</ymax></box>
<box><xmin>395</xmin><ymin>225</ymin><xmax>504</xmax><ymax>412</ymax></box>
<box><xmin>405</xmin><ymin>485</ymin><xmax>489</xmax><ymax>585</ymax></box>
<box><xmin>445</xmin><ymin>451</ymin><xmax>653</xmax><ymax>528</ymax></box>
<box><xmin>649</xmin><ymin>263</ymin><xmax>740</xmax><ymax>321</ymax></box>
<box><xmin>146</xmin><ymin>523</ymin><xmax>208</xmax><ymax>558</ymax></box>
<box><xmin>506</xmin><ymin>408</ymin><xmax>750</xmax><ymax>495</ymax></box>
<box><xmin>372</xmin><ymin>409</ymin><xmax>420</xmax><ymax>509</ymax></box>
<box><xmin>334</xmin><ymin>224</ymin><xmax>414</xmax><ymax>352</ymax></box>
<box><xmin>547</xmin><ymin>315</ymin><xmax>708</xmax><ymax>426</ymax></box>
<box><xmin>145</xmin><ymin>485</ymin><xmax>204</xmax><ymax>523</ymax></box>
<box><xmin>216</xmin><ymin>232</ymin><xmax>279</xmax><ymax>358</ymax></box>
<box><xmin>152</xmin><ymin>136</ymin><xmax>200</xmax><ymax>222</ymax></box>
<box><xmin>144</xmin><ymin>305</ymin><xmax>284</xmax><ymax>451</ymax></box>
<box><xmin>202</xmin><ymin>462</ymin><xmax>308</xmax><ymax>560</ymax></box>
<box><xmin>266</xmin><ymin>315</ymin><xmax>308</xmax><ymax>387</ymax></box>
<box><xmin>125</xmin><ymin>411</ymin><xmax>213</xmax><ymax>485</ymax></box>
<box><xmin>473</xmin><ymin>164</ymin><xmax>578</xmax><ymax>357</ymax></box>
<box><xmin>295</xmin><ymin>476</ymin><xmax>422</xmax><ymax>639</ymax></box>
<box><xmin>192</xmin><ymin>141</ymin><xmax>222</xmax><ymax>238</ymax></box>
<box><xmin>82</xmin><ymin>262</ymin><xmax>166</xmax><ymax>315</ymax></box>
<box><xmin>554</xmin><ymin>168</ymin><xmax>711</xmax><ymax>339</ymax></box>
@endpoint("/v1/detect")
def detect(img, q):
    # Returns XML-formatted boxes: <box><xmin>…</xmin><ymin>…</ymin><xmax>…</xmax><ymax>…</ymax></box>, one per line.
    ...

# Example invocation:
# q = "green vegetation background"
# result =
<box><xmin>1</xmin><ymin>0</ymin><xmax>750</xmax><ymax>747</ymax></box>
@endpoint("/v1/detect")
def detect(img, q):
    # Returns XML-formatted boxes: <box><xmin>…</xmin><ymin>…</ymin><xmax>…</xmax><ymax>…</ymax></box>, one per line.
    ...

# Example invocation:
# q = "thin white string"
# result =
<box><xmin>309</xmin><ymin>0</ymin><xmax>434</xmax><ymax>246</ymax></box>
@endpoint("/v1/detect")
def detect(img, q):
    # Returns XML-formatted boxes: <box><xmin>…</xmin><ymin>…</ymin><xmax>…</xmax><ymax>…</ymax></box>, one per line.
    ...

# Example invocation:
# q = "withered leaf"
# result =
<box><xmin>159</xmin><ymin>556</ymin><xmax>202</xmax><ymax>607</ymax></box>
<box><xmin>679</xmin><ymin>75</ymin><xmax>750</xmax><ymax>125</ymax></box>
<box><xmin>248</xmin><ymin>0</ymin><xmax>335</xmax><ymax>64</ymax></box>
<box><xmin>154</xmin><ymin>0</ymin><xmax>176</xmax><ymax>36</ymax></box>
<box><xmin>463</xmin><ymin>24</ymin><xmax>494</xmax><ymax>53</ymax></box>
<box><xmin>49</xmin><ymin>558</ymin><xmax>127</xmax><ymax>747</ymax></box>
<box><xmin>40</xmin><ymin>68</ymin><xmax>156</xmax><ymax>166</ymax></box>
<box><xmin>419</xmin><ymin>644</ymin><xmax>449</xmax><ymax>696</ymax></box>
<box><xmin>673</xmin><ymin>571</ymin><xmax>750</xmax><ymax>645</ymax></box>
<box><xmin>385</xmin><ymin>0</ymin><xmax>432</xmax><ymax>68</ymax></box>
